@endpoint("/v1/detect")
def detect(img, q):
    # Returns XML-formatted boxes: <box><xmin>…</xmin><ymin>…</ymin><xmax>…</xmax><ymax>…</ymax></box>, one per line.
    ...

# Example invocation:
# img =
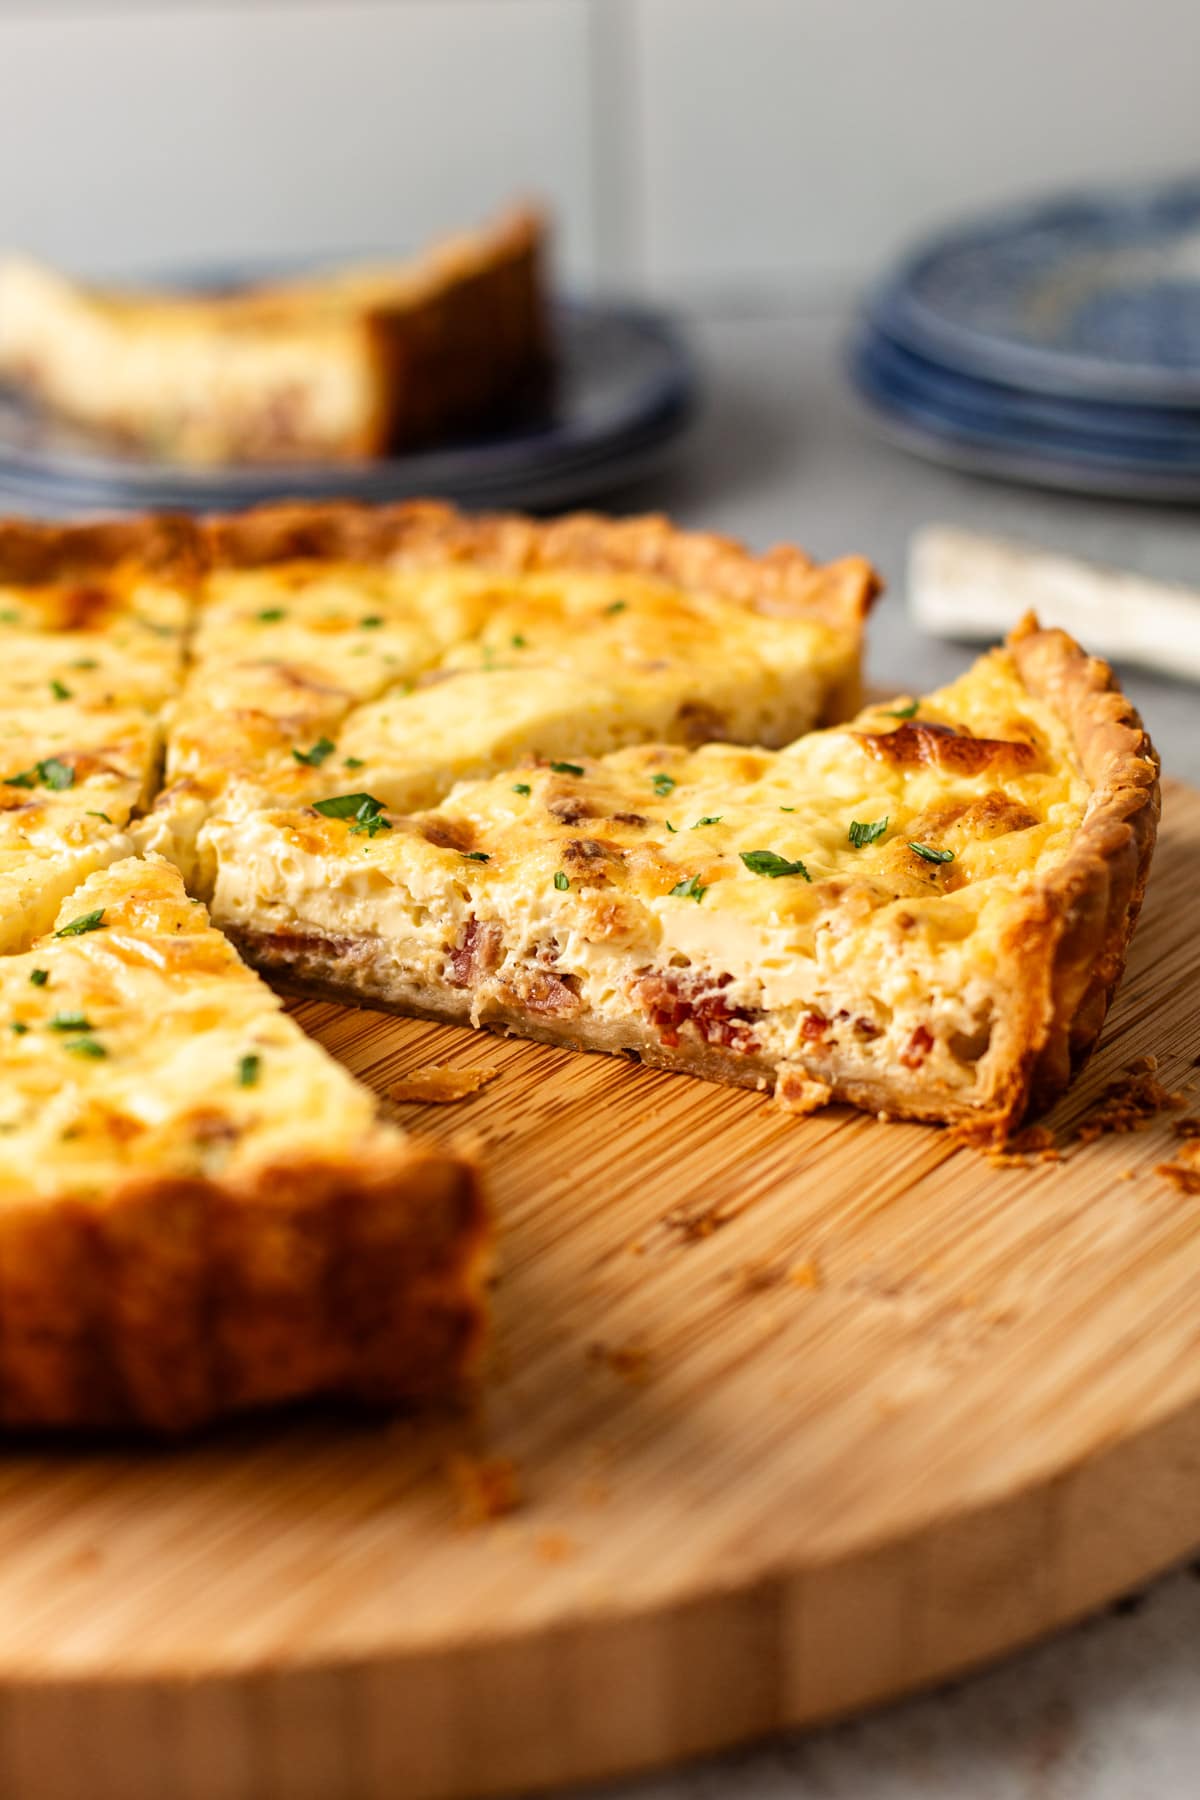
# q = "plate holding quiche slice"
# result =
<box><xmin>0</xmin><ymin>500</ymin><xmax>1160</xmax><ymax>1431</ymax></box>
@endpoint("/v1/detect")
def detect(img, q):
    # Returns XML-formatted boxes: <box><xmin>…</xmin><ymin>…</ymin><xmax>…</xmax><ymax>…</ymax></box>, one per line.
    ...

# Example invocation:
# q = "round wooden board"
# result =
<box><xmin>1</xmin><ymin>784</ymin><xmax>1198</xmax><ymax>1800</ymax></box>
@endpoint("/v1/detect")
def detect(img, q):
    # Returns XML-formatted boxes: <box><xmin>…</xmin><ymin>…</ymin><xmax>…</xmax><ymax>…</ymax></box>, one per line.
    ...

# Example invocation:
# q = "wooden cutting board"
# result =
<box><xmin>1</xmin><ymin>783</ymin><xmax>1198</xmax><ymax>1800</ymax></box>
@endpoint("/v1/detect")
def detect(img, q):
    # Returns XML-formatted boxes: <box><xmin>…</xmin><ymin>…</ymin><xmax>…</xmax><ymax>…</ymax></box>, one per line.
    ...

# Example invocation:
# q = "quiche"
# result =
<box><xmin>0</xmin><ymin>854</ymin><xmax>487</xmax><ymax>1431</ymax></box>
<box><xmin>0</xmin><ymin>206</ymin><xmax>547</xmax><ymax>463</ymax></box>
<box><xmin>141</xmin><ymin>502</ymin><xmax>880</xmax><ymax>888</ymax></box>
<box><xmin>206</xmin><ymin>617</ymin><xmax>1159</xmax><ymax>1142</ymax></box>
<box><xmin>0</xmin><ymin>515</ymin><xmax>195</xmax><ymax>951</ymax></box>
<box><xmin>0</xmin><ymin>499</ymin><xmax>1162</xmax><ymax>1436</ymax></box>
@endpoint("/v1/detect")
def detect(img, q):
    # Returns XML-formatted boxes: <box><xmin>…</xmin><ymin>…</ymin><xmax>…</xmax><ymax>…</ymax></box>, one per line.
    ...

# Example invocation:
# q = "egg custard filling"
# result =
<box><xmin>203</xmin><ymin>617</ymin><xmax>1158</xmax><ymax>1141</ymax></box>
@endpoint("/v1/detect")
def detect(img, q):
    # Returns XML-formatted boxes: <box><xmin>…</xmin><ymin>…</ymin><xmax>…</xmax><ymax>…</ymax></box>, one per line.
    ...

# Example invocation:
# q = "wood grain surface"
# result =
<box><xmin>0</xmin><ymin>783</ymin><xmax>1198</xmax><ymax>1800</ymax></box>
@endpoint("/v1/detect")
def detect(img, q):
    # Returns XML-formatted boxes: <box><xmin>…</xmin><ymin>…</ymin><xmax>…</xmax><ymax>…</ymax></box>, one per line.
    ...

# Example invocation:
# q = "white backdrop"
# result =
<box><xmin>0</xmin><ymin>0</ymin><xmax>1197</xmax><ymax>300</ymax></box>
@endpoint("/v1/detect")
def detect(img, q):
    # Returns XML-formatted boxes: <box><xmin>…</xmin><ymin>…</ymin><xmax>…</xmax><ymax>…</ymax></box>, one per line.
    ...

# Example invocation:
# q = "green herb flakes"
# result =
<box><xmin>849</xmin><ymin>817</ymin><xmax>888</xmax><ymax>848</ymax></box>
<box><xmin>512</xmin><ymin>782</ymin><xmax>531</xmax><ymax>796</ymax></box>
<box><xmin>670</xmin><ymin>873</ymin><xmax>707</xmax><ymax>903</ymax></box>
<box><xmin>292</xmin><ymin>736</ymin><xmax>336</xmax><ymax>767</ymax></box>
<box><xmin>652</xmin><ymin>772</ymin><xmax>676</xmax><ymax>797</ymax></box>
<box><xmin>237</xmin><ymin>1052</ymin><xmax>261</xmax><ymax>1088</ymax></box>
<box><xmin>63</xmin><ymin>1037</ymin><xmax>106</xmax><ymax>1060</ymax></box>
<box><xmin>256</xmin><ymin>607</ymin><xmax>286</xmax><ymax>623</ymax></box>
<box><xmin>740</xmin><ymin>850</ymin><xmax>811</xmax><ymax>881</ymax></box>
<box><xmin>29</xmin><ymin>969</ymin><xmax>48</xmax><ymax>987</ymax></box>
<box><xmin>884</xmin><ymin>699</ymin><xmax>919</xmax><ymax>720</ymax></box>
<box><xmin>49</xmin><ymin>1011</ymin><xmax>93</xmax><ymax>1032</ymax></box>
<box><xmin>550</xmin><ymin>760</ymin><xmax>585</xmax><ymax>777</ymax></box>
<box><xmin>462</xmin><ymin>851</ymin><xmax>490</xmax><ymax>863</ymax></box>
<box><xmin>554</xmin><ymin>871</ymin><xmax>570</xmax><ymax>891</ymax></box>
<box><xmin>55</xmin><ymin>908</ymin><xmax>105</xmax><ymax>937</ymax></box>
<box><xmin>49</xmin><ymin>679</ymin><xmax>71</xmax><ymax>702</ymax></box>
<box><xmin>908</xmin><ymin>841</ymin><xmax>955</xmax><ymax>864</ymax></box>
<box><xmin>692</xmin><ymin>815</ymin><xmax>722</xmax><ymax>828</ymax></box>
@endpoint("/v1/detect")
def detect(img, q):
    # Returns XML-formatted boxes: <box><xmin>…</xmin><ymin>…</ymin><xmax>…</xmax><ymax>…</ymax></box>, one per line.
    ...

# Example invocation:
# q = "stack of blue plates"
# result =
<box><xmin>849</xmin><ymin>177</ymin><xmax>1200</xmax><ymax>500</ymax></box>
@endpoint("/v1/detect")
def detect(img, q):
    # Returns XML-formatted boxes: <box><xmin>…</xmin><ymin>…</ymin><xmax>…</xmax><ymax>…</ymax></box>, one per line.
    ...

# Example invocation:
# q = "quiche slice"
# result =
<box><xmin>205</xmin><ymin>618</ymin><xmax>1159</xmax><ymax>1142</ymax></box>
<box><xmin>0</xmin><ymin>515</ymin><xmax>196</xmax><ymax>949</ymax></box>
<box><xmin>0</xmin><ymin>206</ymin><xmax>547</xmax><ymax>463</ymax></box>
<box><xmin>0</xmin><ymin>854</ymin><xmax>488</xmax><ymax>1431</ymax></box>
<box><xmin>142</xmin><ymin>501</ymin><xmax>879</xmax><ymax>889</ymax></box>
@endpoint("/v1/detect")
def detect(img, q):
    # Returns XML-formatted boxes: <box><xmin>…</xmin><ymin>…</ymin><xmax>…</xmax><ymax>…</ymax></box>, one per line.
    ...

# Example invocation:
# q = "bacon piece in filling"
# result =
<box><xmin>633</xmin><ymin>969</ymin><xmax>760</xmax><ymax>1054</ymax></box>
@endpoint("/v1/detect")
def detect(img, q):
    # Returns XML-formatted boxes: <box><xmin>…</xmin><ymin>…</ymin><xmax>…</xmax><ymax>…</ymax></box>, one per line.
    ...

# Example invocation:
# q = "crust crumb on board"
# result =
<box><xmin>773</xmin><ymin>1070</ymin><xmax>834</xmax><ymax>1116</ymax></box>
<box><xmin>533</xmin><ymin>1531</ymin><xmax>577</xmax><ymax>1564</ymax></box>
<box><xmin>447</xmin><ymin>1453</ymin><xmax>523</xmax><ymax>1525</ymax></box>
<box><xmin>983</xmin><ymin>1124</ymin><xmax>1062</xmax><ymax>1168</ymax></box>
<box><xmin>1157</xmin><ymin>1139</ymin><xmax>1200</xmax><ymax>1196</ymax></box>
<box><xmin>388</xmin><ymin>1064</ymin><xmax>500</xmax><ymax>1104</ymax></box>
<box><xmin>1072</xmin><ymin>1057</ymin><xmax>1186</xmax><ymax>1144</ymax></box>
<box><xmin>587</xmin><ymin>1341</ymin><xmax>652</xmax><ymax>1385</ymax></box>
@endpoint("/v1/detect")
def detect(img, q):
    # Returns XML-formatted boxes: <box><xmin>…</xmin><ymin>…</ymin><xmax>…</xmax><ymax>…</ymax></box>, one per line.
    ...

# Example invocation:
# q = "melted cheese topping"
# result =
<box><xmin>0</xmin><ymin>566</ymin><xmax>187</xmax><ymax>949</ymax></box>
<box><xmin>206</xmin><ymin>645</ymin><xmax>1088</xmax><ymax>1107</ymax></box>
<box><xmin>0</xmin><ymin>856</ymin><xmax>386</xmax><ymax>1199</ymax></box>
<box><xmin>148</xmin><ymin>558</ymin><xmax>853</xmax><ymax>891</ymax></box>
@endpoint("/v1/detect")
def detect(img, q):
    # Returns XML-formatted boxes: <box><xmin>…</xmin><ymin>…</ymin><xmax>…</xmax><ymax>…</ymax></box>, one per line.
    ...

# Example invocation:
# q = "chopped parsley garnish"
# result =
<box><xmin>511</xmin><ymin>633</ymin><xmax>528</xmax><ymax>649</ymax></box>
<box><xmin>70</xmin><ymin>658</ymin><xmax>98</xmax><ymax>670</ymax></box>
<box><xmin>63</xmin><ymin>1037</ymin><xmax>106</xmax><ymax>1060</ymax></box>
<box><xmin>652</xmin><ymin>772</ymin><xmax>676</xmax><ymax>797</ymax></box>
<box><xmin>849</xmin><ymin>817</ymin><xmax>888</xmax><ymax>848</ymax></box>
<box><xmin>349</xmin><ymin>810</ymin><xmax>391</xmax><ymax>839</ymax></box>
<box><xmin>554</xmin><ymin>871</ymin><xmax>570</xmax><ymax>891</ymax></box>
<box><xmin>237</xmin><ymin>1052</ymin><xmax>261</xmax><ymax>1088</ymax></box>
<box><xmin>908</xmin><ymin>841</ymin><xmax>955</xmax><ymax>864</ymax></box>
<box><xmin>670</xmin><ymin>873</ymin><xmax>707</xmax><ymax>903</ymax></box>
<box><xmin>779</xmin><ymin>806</ymin><xmax>795</xmax><ymax>812</ymax></box>
<box><xmin>256</xmin><ymin>607</ymin><xmax>286</xmax><ymax>623</ymax></box>
<box><xmin>884</xmin><ymin>699</ymin><xmax>919</xmax><ymax>720</ymax></box>
<box><xmin>29</xmin><ymin>969</ymin><xmax>48</xmax><ymax>987</ymax></box>
<box><xmin>86</xmin><ymin>810</ymin><xmax>112</xmax><ymax>823</ymax></box>
<box><xmin>549</xmin><ymin>760</ymin><xmax>585</xmax><ymax>777</ymax></box>
<box><xmin>50</xmin><ymin>679</ymin><xmax>71</xmax><ymax>701</ymax></box>
<box><xmin>692</xmin><ymin>815</ymin><xmax>722</xmax><ymax>828</ymax></box>
<box><xmin>10</xmin><ymin>1021</ymin><xmax>28</xmax><ymax>1036</ymax></box>
<box><xmin>5</xmin><ymin>757</ymin><xmax>75</xmax><ymax>792</ymax></box>
<box><xmin>292</xmin><ymin>736</ymin><xmax>336</xmax><ymax>767</ymax></box>
<box><xmin>512</xmin><ymin>782</ymin><xmax>531</xmax><ymax>796</ymax></box>
<box><xmin>343</xmin><ymin>757</ymin><xmax>364</xmax><ymax>770</ymax></box>
<box><xmin>740</xmin><ymin>849</ymin><xmax>811</xmax><ymax>881</ymax></box>
<box><xmin>54</xmin><ymin>907</ymin><xmax>105</xmax><ymax>937</ymax></box>
<box><xmin>604</xmin><ymin>599</ymin><xmax>628</xmax><ymax>615</ymax></box>
<box><xmin>664</xmin><ymin>819</ymin><xmax>677</xmax><ymax>833</ymax></box>
<box><xmin>313</xmin><ymin>791</ymin><xmax>386</xmax><ymax>821</ymax></box>
<box><xmin>360</xmin><ymin>615</ymin><xmax>383</xmax><ymax>629</ymax></box>
<box><xmin>49</xmin><ymin>1011</ymin><xmax>93</xmax><ymax>1032</ymax></box>
<box><xmin>462</xmin><ymin>851</ymin><xmax>490</xmax><ymax>863</ymax></box>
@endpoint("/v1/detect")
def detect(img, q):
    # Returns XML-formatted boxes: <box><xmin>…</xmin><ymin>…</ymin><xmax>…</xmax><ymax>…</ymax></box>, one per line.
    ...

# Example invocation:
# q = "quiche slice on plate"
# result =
<box><xmin>207</xmin><ymin>617</ymin><xmax>1159</xmax><ymax>1143</ymax></box>
<box><xmin>0</xmin><ymin>855</ymin><xmax>487</xmax><ymax>1431</ymax></box>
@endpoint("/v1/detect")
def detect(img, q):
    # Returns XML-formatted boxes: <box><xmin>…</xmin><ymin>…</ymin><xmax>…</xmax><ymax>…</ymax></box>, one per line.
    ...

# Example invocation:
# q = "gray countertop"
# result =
<box><xmin>559</xmin><ymin>302</ymin><xmax>1200</xmax><ymax>1800</ymax></box>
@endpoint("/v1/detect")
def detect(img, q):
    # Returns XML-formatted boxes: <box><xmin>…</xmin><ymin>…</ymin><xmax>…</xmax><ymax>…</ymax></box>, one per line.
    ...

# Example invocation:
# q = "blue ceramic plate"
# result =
<box><xmin>848</xmin><ymin>321</ymin><xmax>1200</xmax><ymax>500</ymax></box>
<box><xmin>871</xmin><ymin>177</ymin><xmax>1200</xmax><ymax>407</ymax></box>
<box><xmin>0</xmin><ymin>293</ymin><xmax>698</xmax><ymax>515</ymax></box>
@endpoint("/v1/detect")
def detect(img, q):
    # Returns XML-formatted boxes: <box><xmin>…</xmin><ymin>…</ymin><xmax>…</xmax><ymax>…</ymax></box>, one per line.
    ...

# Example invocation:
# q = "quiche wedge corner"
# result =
<box><xmin>205</xmin><ymin>613</ymin><xmax>1160</xmax><ymax>1144</ymax></box>
<box><xmin>0</xmin><ymin>854</ymin><xmax>489</xmax><ymax>1433</ymax></box>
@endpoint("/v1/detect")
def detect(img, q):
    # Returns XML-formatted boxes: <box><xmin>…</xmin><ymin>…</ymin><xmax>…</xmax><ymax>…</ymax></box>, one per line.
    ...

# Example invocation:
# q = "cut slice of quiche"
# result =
<box><xmin>141</xmin><ymin>500</ymin><xmax>879</xmax><ymax>889</ymax></box>
<box><xmin>0</xmin><ymin>206</ymin><xmax>547</xmax><ymax>464</ymax></box>
<box><xmin>0</xmin><ymin>516</ymin><xmax>196</xmax><ymax>949</ymax></box>
<box><xmin>0</xmin><ymin>855</ymin><xmax>488</xmax><ymax>1431</ymax></box>
<box><xmin>207</xmin><ymin>617</ymin><xmax>1158</xmax><ymax>1142</ymax></box>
